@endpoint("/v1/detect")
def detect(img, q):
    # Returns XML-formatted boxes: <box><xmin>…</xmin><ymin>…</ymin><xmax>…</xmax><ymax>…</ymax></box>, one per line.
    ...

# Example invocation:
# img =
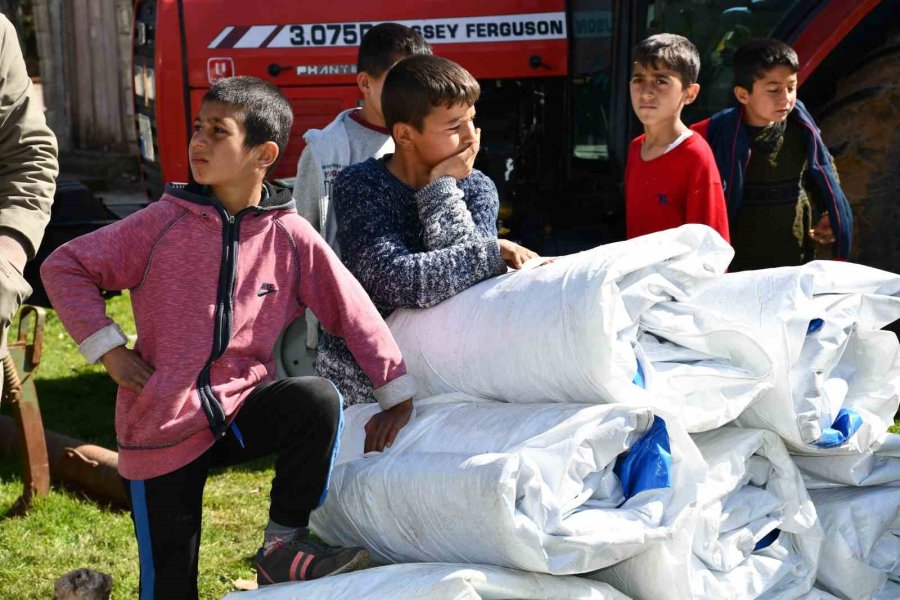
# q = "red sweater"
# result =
<box><xmin>625</xmin><ymin>132</ymin><xmax>730</xmax><ymax>242</ymax></box>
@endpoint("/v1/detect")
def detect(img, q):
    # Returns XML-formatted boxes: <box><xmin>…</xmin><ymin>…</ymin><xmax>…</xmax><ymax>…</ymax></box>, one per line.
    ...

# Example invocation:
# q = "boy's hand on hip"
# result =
<box><xmin>429</xmin><ymin>129</ymin><xmax>481</xmax><ymax>182</ymax></box>
<box><xmin>364</xmin><ymin>398</ymin><xmax>413</xmax><ymax>453</ymax></box>
<box><xmin>100</xmin><ymin>346</ymin><xmax>154</xmax><ymax>394</ymax></box>
<box><xmin>498</xmin><ymin>239</ymin><xmax>540</xmax><ymax>269</ymax></box>
<box><xmin>809</xmin><ymin>214</ymin><xmax>835</xmax><ymax>244</ymax></box>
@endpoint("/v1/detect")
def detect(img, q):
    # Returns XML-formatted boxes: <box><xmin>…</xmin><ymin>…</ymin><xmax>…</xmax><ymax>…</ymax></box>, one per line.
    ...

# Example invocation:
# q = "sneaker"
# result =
<box><xmin>255</xmin><ymin>531</ymin><xmax>370</xmax><ymax>586</ymax></box>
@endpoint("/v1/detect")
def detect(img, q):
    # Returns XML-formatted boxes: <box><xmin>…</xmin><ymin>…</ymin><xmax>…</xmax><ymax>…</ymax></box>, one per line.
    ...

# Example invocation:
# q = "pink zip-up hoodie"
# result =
<box><xmin>41</xmin><ymin>183</ymin><xmax>417</xmax><ymax>480</ymax></box>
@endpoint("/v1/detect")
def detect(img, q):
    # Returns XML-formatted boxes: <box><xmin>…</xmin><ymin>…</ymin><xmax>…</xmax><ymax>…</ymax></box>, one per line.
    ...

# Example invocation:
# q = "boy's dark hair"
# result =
<box><xmin>382</xmin><ymin>55</ymin><xmax>480</xmax><ymax>132</ymax></box>
<box><xmin>733</xmin><ymin>38</ymin><xmax>799</xmax><ymax>91</ymax></box>
<box><xmin>357</xmin><ymin>23</ymin><xmax>432</xmax><ymax>77</ymax></box>
<box><xmin>202</xmin><ymin>76</ymin><xmax>293</xmax><ymax>173</ymax></box>
<box><xmin>633</xmin><ymin>33</ymin><xmax>701</xmax><ymax>86</ymax></box>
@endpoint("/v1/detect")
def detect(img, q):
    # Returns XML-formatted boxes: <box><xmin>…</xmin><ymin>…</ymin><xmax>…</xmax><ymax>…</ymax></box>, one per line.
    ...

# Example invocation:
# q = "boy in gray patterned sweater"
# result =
<box><xmin>291</xmin><ymin>24</ymin><xmax>430</xmax><ymax>351</ymax></box>
<box><xmin>319</xmin><ymin>54</ymin><xmax>540</xmax><ymax>419</ymax></box>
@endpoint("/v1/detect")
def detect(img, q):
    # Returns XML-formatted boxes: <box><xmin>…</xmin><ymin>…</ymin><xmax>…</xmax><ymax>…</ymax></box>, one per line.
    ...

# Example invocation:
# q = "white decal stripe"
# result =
<box><xmin>234</xmin><ymin>25</ymin><xmax>278</xmax><ymax>49</ymax></box>
<box><xmin>208</xmin><ymin>26</ymin><xmax>234</xmax><ymax>49</ymax></box>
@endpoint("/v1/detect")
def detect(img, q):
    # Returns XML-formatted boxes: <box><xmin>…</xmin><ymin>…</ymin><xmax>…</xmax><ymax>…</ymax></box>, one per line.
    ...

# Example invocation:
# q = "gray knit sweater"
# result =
<box><xmin>316</xmin><ymin>156</ymin><xmax>507</xmax><ymax>405</ymax></box>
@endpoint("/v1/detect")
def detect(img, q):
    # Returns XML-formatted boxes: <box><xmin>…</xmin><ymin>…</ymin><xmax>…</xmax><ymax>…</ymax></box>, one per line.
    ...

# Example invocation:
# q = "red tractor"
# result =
<box><xmin>132</xmin><ymin>0</ymin><xmax>900</xmax><ymax>269</ymax></box>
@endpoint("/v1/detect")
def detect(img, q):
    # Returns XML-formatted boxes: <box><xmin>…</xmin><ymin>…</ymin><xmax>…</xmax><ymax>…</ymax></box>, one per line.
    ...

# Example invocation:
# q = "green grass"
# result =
<box><xmin>1</xmin><ymin>293</ymin><xmax>271</xmax><ymax>599</ymax></box>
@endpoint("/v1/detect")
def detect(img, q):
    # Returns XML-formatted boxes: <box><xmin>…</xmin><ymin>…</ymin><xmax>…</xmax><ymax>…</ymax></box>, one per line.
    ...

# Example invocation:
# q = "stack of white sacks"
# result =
<box><xmin>227</xmin><ymin>225</ymin><xmax>900</xmax><ymax>600</ymax></box>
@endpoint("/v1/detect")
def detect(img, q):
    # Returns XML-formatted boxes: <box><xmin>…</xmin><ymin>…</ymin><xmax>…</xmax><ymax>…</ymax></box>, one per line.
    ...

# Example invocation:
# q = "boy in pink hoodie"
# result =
<box><xmin>41</xmin><ymin>76</ymin><xmax>417</xmax><ymax>597</ymax></box>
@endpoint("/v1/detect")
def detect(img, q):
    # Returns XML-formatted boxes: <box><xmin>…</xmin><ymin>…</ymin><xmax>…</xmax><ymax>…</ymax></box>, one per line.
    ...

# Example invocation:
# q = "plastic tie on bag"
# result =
<box><xmin>632</xmin><ymin>358</ymin><xmax>646</xmax><ymax>389</ymax></box>
<box><xmin>614</xmin><ymin>416</ymin><xmax>672</xmax><ymax>499</ymax></box>
<box><xmin>812</xmin><ymin>408</ymin><xmax>863</xmax><ymax>448</ymax></box>
<box><xmin>753</xmin><ymin>528</ymin><xmax>781</xmax><ymax>551</ymax></box>
<box><xmin>807</xmin><ymin>318</ymin><xmax>825</xmax><ymax>334</ymax></box>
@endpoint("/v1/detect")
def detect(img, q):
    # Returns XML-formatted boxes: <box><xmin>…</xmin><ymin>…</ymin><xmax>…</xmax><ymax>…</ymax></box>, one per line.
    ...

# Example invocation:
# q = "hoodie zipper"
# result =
<box><xmin>197</xmin><ymin>209</ymin><xmax>244</xmax><ymax>440</ymax></box>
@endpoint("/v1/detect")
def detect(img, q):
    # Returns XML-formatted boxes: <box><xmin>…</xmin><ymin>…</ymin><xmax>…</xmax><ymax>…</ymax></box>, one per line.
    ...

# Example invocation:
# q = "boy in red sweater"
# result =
<box><xmin>625</xmin><ymin>34</ymin><xmax>729</xmax><ymax>242</ymax></box>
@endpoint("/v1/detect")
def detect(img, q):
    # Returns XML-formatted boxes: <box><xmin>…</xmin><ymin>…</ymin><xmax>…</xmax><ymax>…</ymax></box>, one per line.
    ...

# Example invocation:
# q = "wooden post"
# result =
<box><xmin>69</xmin><ymin>2</ymin><xmax>93</xmax><ymax>147</ymax></box>
<box><xmin>32</xmin><ymin>0</ymin><xmax>136</xmax><ymax>154</ymax></box>
<box><xmin>116</xmin><ymin>0</ymin><xmax>137</xmax><ymax>148</ymax></box>
<box><xmin>30</xmin><ymin>0</ymin><xmax>72</xmax><ymax>151</ymax></box>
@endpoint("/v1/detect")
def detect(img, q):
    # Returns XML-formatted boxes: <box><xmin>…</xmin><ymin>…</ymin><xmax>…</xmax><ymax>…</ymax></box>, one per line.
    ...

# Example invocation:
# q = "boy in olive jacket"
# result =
<box><xmin>0</xmin><ymin>13</ymin><xmax>59</xmax><ymax>401</ymax></box>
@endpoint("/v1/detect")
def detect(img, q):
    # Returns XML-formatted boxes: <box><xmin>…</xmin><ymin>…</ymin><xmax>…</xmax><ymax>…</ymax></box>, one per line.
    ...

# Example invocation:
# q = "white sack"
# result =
<box><xmin>641</xmin><ymin>261</ymin><xmax>900</xmax><ymax>453</ymax></box>
<box><xmin>798</xmin><ymin>589</ymin><xmax>842</xmax><ymax>600</ymax></box>
<box><xmin>591</xmin><ymin>427</ymin><xmax>822</xmax><ymax>600</ymax></box>
<box><xmin>636</xmin><ymin>318</ymin><xmax>774</xmax><ymax>432</ymax></box>
<box><xmin>222</xmin><ymin>563</ymin><xmax>631</xmax><ymax>600</ymax></box>
<box><xmin>386</xmin><ymin>225</ymin><xmax>738</xmax><ymax>431</ymax></box>
<box><xmin>310</xmin><ymin>395</ymin><xmax>706</xmax><ymax>575</ymax></box>
<box><xmin>808</xmin><ymin>486</ymin><xmax>900</xmax><ymax>600</ymax></box>
<box><xmin>794</xmin><ymin>433</ymin><xmax>900</xmax><ymax>489</ymax></box>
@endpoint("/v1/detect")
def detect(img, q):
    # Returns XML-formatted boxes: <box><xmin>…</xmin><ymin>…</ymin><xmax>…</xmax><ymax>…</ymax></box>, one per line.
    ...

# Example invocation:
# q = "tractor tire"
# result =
<box><xmin>817</xmin><ymin>31</ymin><xmax>900</xmax><ymax>272</ymax></box>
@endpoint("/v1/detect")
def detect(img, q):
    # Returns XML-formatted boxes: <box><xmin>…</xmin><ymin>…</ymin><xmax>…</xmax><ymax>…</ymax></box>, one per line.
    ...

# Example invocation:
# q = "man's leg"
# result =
<box><xmin>122</xmin><ymin>457</ymin><xmax>209</xmax><ymax>600</ymax></box>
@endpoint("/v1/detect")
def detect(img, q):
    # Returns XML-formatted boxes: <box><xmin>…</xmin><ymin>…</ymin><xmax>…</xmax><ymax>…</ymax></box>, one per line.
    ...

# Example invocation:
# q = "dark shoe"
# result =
<box><xmin>255</xmin><ymin>531</ymin><xmax>370</xmax><ymax>586</ymax></box>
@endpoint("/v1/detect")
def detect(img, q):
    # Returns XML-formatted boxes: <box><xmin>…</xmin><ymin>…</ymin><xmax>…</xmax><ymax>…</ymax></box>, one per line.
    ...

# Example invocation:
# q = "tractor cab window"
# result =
<box><xmin>571</xmin><ymin>0</ymin><xmax>614</xmax><ymax>161</ymax></box>
<box><xmin>638</xmin><ymin>0</ymin><xmax>806</xmax><ymax>123</ymax></box>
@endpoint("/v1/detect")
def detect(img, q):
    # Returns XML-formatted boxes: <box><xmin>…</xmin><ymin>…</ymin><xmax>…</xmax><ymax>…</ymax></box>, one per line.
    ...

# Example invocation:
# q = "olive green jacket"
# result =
<box><xmin>0</xmin><ymin>12</ymin><xmax>58</xmax><ymax>356</ymax></box>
